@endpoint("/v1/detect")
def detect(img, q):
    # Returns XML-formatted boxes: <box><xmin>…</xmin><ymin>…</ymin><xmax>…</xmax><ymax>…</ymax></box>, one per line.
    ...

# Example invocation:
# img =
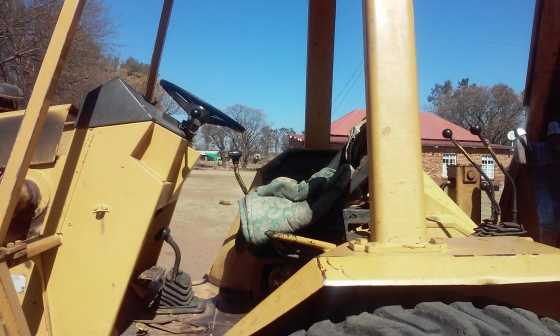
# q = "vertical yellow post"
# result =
<box><xmin>304</xmin><ymin>0</ymin><xmax>336</xmax><ymax>149</ymax></box>
<box><xmin>363</xmin><ymin>0</ymin><xmax>426</xmax><ymax>243</ymax></box>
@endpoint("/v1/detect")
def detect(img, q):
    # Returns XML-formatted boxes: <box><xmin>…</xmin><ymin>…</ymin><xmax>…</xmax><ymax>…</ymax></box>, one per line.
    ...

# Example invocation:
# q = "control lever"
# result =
<box><xmin>470</xmin><ymin>126</ymin><xmax>518</xmax><ymax>223</ymax></box>
<box><xmin>159</xmin><ymin>228</ymin><xmax>181</xmax><ymax>281</ymax></box>
<box><xmin>507</xmin><ymin>128</ymin><xmax>528</xmax><ymax>164</ymax></box>
<box><xmin>508</xmin><ymin>128</ymin><xmax>528</xmax><ymax>151</ymax></box>
<box><xmin>138</xmin><ymin>227</ymin><xmax>206</xmax><ymax>314</ymax></box>
<box><xmin>229</xmin><ymin>150</ymin><xmax>249</xmax><ymax>195</ymax></box>
<box><xmin>442</xmin><ymin>129</ymin><xmax>500</xmax><ymax>223</ymax></box>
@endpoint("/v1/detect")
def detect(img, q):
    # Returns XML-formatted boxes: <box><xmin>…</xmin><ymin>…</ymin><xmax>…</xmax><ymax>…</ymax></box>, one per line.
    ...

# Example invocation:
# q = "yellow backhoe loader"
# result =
<box><xmin>1</xmin><ymin>0</ymin><xmax>560</xmax><ymax>335</ymax></box>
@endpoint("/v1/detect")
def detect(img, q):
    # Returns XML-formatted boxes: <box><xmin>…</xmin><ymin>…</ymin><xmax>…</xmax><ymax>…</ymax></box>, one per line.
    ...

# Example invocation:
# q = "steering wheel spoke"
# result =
<box><xmin>160</xmin><ymin>79</ymin><xmax>245</xmax><ymax>136</ymax></box>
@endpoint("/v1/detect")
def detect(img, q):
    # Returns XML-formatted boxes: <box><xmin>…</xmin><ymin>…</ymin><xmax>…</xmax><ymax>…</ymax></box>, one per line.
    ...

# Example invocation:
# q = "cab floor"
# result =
<box><xmin>121</xmin><ymin>282</ymin><xmax>248</xmax><ymax>335</ymax></box>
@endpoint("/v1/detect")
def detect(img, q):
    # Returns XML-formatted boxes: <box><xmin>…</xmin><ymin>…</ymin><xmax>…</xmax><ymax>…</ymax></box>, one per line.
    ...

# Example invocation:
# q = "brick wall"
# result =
<box><xmin>422</xmin><ymin>145</ymin><xmax>513</xmax><ymax>188</ymax></box>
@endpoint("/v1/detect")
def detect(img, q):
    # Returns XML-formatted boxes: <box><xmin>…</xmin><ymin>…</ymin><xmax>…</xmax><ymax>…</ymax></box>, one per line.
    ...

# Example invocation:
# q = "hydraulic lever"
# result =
<box><xmin>508</xmin><ymin>128</ymin><xmax>529</xmax><ymax>165</ymax></box>
<box><xmin>470</xmin><ymin>126</ymin><xmax>518</xmax><ymax>223</ymax></box>
<box><xmin>442</xmin><ymin>129</ymin><xmax>500</xmax><ymax>223</ymax></box>
<box><xmin>229</xmin><ymin>150</ymin><xmax>249</xmax><ymax>195</ymax></box>
<box><xmin>508</xmin><ymin>128</ymin><xmax>528</xmax><ymax>152</ymax></box>
<box><xmin>159</xmin><ymin>227</ymin><xmax>181</xmax><ymax>281</ymax></box>
<box><xmin>137</xmin><ymin>227</ymin><xmax>206</xmax><ymax>314</ymax></box>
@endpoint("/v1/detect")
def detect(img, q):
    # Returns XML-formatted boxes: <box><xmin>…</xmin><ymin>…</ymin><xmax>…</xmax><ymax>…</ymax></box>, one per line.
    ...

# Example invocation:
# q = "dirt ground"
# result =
<box><xmin>157</xmin><ymin>169</ymin><xmax>256</xmax><ymax>281</ymax></box>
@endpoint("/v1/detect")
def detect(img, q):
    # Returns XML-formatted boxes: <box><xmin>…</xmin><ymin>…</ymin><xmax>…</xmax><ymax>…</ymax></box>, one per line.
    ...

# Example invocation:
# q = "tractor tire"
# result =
<box><xmin>290</xmin><ymin>302</ymin><xmax>560</xmax><ymax>336</ymax></box>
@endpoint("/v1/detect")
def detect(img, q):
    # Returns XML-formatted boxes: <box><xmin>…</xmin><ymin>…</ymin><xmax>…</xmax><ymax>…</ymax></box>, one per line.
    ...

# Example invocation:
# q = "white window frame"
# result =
<box><xmin>442</xmin><ymin>153</ymin><xmax>457</xmax><ymax>178</ymax></box>
<box><xmin>481</xmin><ymin>154</ymin><xmax>495</xmax><ymax>180</ymax></box>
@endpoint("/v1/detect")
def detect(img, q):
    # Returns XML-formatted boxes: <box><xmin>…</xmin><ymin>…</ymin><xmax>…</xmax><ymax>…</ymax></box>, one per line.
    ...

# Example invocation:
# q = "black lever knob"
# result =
<box><xmin>469</xmin><ymin>125</ymin><xmax>482</xmax><ymax>136</ymax></box>
<box><xmin>229</xmin><ymin>150</ymin><xmax>242</xmax><ymax>165</ymax></box>
<box><xmin>442</xmin><ymin>128</ymin><xmax>453</xmax><ymax>139</ymax></box>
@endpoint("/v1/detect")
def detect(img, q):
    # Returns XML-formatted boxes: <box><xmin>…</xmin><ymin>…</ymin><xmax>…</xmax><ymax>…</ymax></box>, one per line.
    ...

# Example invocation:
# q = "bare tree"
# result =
<box><xmin>259</xmin><ymin>125</ymin><xmax>273</xmax><ymax>158</ymax></box>
<box><xmin>260</xmin><ymin>127</ymin><xmax>296</xmax><ymax>154</ymax></box>
<box><xmin>428</xmin><ymin>79</ymin><xmax>526</xmax><ymax>144</ymax></box>
<box><xmin>226</xmin><ymin>104</ymin><xmax>265</xmax><ymax>167</ymax></box>
<box><xmin>199</xmin><ymin>125</ymin><xmax>230</xmax><ymax>153</ymax></box>
<box><xmin>0</xmin><ymin>0</ymin><xmax>115</xmax><ymax>106</ymax></box>
<box><xmin>194</xmin><ymin>105</ymin><xmax>298</xmax><ymax>166</ymax></box>
<box><xmin>277</xmin><ymin>127</ymin><xmax>296</xmax><ymax>151</ymax></box>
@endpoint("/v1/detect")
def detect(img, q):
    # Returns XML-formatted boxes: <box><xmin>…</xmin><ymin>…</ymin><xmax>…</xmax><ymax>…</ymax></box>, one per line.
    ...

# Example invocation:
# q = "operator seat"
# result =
<box><xmin>238</xmin><ymin>120</ymin><xmax>369</xmax><ymax>254</ymax></box>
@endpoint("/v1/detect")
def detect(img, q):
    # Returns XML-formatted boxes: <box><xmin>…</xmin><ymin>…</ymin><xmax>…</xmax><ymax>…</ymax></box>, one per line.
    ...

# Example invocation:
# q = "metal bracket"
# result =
<box><xmin>343</xmin><ymin>208</ymin><xmax>370</xmax><ymax>241</ymax></box>
<box><xmin>0</xmin><ymin>240</ymin><xmax>27</xmax><ymax>262</ymax></box>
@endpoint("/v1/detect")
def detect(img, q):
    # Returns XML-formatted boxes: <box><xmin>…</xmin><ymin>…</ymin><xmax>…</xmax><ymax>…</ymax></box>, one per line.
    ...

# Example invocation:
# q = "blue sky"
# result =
<box><xmin>107</xmin><ymin>1</ymin><xmax>535</xmax><ymax>132</ymax></box>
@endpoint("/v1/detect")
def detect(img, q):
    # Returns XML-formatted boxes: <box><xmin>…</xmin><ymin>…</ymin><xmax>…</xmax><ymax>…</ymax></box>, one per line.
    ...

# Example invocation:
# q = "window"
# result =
<box><xmin>481</xmin><ymin>154</ymin><xmax>495</xmax><ymax>179</ymax></box>
<box><xmin>442</xmin><ymin>153</ymin><xmax>457</xmax><ymax>178</ymax></box>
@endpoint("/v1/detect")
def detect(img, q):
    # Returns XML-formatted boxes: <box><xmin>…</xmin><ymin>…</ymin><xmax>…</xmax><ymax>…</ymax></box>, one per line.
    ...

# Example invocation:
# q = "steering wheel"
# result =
<box><xmin>160</xmin><ymin>79</ymin><xmax>245</xmax><ymax>133</ymax></box>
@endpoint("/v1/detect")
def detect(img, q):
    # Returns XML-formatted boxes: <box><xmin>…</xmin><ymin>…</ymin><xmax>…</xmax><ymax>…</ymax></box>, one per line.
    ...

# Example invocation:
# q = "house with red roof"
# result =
<box><xmin>291</xmin><ymin>109</ymin><xmax>512</xmax><ymax>186</ymax></box>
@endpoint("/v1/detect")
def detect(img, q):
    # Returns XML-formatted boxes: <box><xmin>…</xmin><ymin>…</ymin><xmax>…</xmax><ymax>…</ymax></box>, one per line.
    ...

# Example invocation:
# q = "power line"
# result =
<box><xmin>332</xmin><ymin>60</ymin><xmax>363</xmax><ymax>108</ymax></box>
<box><xmin>334</xmin><ymin>62</ymin><xmax>364</xmax><ymax>116</ymax></box>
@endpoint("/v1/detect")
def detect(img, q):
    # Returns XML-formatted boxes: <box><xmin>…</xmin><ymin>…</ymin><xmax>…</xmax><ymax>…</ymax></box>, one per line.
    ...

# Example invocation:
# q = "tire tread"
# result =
<box><xmin>291</xmin><ymin>302</ymin><xmax>560</xmax><ymax>336</ymax></box>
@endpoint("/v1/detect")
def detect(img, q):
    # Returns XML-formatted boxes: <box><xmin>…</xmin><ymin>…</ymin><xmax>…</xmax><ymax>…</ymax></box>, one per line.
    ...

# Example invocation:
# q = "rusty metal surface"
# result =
<box><xmin>122</xmin><ymin>300</ymin><xmax>245</xmax><ymax>336</ymax></box>
<box><xmin>447</xmin><ymin>165</ymin><xmax>481</xmax><ymax>224</ymax></box>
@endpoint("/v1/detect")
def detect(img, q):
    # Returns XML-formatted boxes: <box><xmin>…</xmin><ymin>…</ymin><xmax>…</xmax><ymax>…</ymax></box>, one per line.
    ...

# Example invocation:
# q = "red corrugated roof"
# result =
<box><xmin>331</xmin><ymin>109</ymin><xmax>480</xmax><ymax>142</ymax></box>
<box><xmin>331</xmin><ymin>109</ymin><xmax>367</xmax><ymax>136</ymax></box>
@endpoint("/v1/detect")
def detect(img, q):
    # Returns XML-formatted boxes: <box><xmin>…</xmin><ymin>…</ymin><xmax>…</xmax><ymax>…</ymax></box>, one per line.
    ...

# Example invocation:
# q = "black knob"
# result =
<box><xmin>470</xmin><ymin>125</ymin><xmax>482</xmax><ymax>136</ymax></box>
<box><xmin>229</xmin><ymin>150</ymin><xmax>242</xmax><ymax>164</ymax></box>
<box><xmin>442</xmin><ymin>128</ymin><xmax>453</xmax><ymax>139</ymax></box>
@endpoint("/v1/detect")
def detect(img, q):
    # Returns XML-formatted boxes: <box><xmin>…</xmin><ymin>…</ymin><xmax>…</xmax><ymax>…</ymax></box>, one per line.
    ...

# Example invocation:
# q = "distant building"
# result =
<box><xmin>290</xmin><ymin>109</ymin><xmax>512</xmax><ymax>186</ymax></box>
